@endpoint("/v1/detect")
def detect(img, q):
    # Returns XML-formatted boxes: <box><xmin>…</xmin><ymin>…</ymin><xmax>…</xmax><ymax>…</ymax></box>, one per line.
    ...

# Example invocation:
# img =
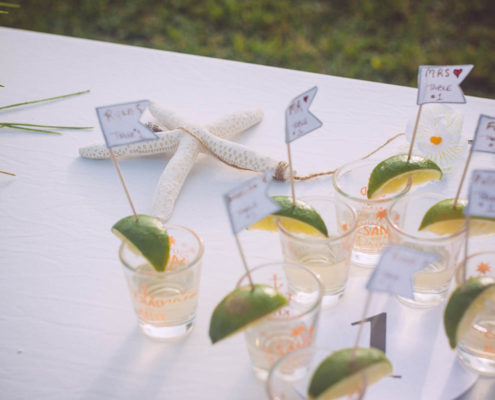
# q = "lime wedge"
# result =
<box><xmin>112</xmin><ymin>215</ymin><xmax>170</xmax><ymax>272</ymax></box>
<box><xmin>419</xmin><ymin>199</ymin><xmax>495</xmax><ymax>235</ymax></box>
<box><xmin>444</xmin><ymin>277</ymin><xmax>495</xmax><ymax>349</ymax></box>
<box><xmin>248</xmin><ymin>195</ymin><xmax>328</xmax><ymax>237</ymax></box>
<box><xmin>209</xmin><ymin>284</ymin><xmax>288</xmax><ymax>344</ymax></box>
<box><xmin>308</xmin><ymin>347</ymin><xmax>392</xmax><ymax>400</ymax></box>
<box><xmin>367</xmin><ymin>154</ymin><xmax>442</xmax><ymax>199</ymax></box>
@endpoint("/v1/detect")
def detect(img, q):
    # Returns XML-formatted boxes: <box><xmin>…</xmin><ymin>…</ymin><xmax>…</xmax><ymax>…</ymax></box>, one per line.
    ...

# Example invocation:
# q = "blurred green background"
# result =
<box><xmin>2</xmin><ymin>0</ymin><xmax>494</xmax><ymax>98</ymax></box>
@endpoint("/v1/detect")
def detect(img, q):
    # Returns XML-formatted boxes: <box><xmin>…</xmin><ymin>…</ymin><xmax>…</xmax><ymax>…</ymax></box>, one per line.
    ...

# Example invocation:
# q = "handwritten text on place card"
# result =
<box><xmin>96</xmin><ymin>100</ymin><xmax>158</xmax><ymax>148</ymax></box>
<box><xmin>466</xmin><ymin>170</ymin><xmax>495</xmax><ymax>219</ymax></box>
<box><xmin>417</xmin><ymin>65</ymin><xmax>473</xmax><ymax>105</ymax></box>
<box><xmin>285</xmin><ymin>86</ymin><xmax>323</xmax><ymax>143</ymax></box>
<box><xmin>471</xmin><ymin>115</ymin><xmax>495</xmax><ymax>154</ymax></box>
<box><xmin>224</xmin><ymin>170</ymin><xmax>280</xmax><ymax>234</ymax></box>
<box><xmin>367</xmin><ymin>245</ymin><xmax>439</xmax><ymax>299</ymax></box>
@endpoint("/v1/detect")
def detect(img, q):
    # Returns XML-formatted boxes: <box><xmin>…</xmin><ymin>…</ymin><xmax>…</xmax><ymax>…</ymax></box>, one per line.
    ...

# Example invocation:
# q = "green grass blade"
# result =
<box><xmin>2</xmin><ymin>122</ymin><xmax>92</xmax><ymax>130</ymax></box>
<box><xmin>0</xmin><ymin>90</ymin><xmax>90</xmax><ymax>111</ymax></box>
<box><xmin>3</xmin><ymin>124</ymin><xmax>61</xmax><ymax>135</ymax></box>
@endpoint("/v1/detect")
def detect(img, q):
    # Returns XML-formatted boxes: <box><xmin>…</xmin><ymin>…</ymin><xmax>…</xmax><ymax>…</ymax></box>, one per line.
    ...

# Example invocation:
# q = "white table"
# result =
<box><xmin>1</xmin><ymin>27</ymin><xmax>494</xmax><ymax>399</ymax></box>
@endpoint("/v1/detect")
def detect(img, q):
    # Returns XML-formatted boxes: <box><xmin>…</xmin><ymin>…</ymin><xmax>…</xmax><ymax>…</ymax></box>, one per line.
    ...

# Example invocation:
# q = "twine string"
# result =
<box><xmin>177</xmin><ymin>125</ymin><xmax>405</xmax><ymax>182</ymax></box>
<box><xmin>295</xmin><ymin>132</ymin><xmax>405</xmax><ymax>180</ymax></box>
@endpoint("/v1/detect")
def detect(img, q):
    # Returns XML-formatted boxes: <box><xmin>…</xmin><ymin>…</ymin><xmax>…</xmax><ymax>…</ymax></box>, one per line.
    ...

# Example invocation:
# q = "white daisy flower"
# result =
<box><xmin>406</xmin><ymin>104</ymin><xmax>467</xmax><ymax>171</ymax></box>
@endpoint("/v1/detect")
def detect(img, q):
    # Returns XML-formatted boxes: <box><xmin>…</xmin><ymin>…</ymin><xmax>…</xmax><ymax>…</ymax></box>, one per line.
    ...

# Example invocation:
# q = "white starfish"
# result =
<box><xmin>80</xmin><ymin>104</ymin><xmax>289</xmax><ymax>221</ymax></box>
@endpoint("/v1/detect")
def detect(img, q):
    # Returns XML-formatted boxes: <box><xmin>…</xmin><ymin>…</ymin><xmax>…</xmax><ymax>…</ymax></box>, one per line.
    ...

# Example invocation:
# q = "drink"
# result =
<box><xmin>278</xmin><ymin>197</ymin><xmax>356</xmax><ymax>307</ymax></box>
<box><xmin>237</xmin><ymin>262</ymin><xmax>323</xmax><ymax>380</ymax></box>
<box><xmin>119</xmin><ymin>224</ymin><xmax>203</xmax><ymax>340</ymax></box>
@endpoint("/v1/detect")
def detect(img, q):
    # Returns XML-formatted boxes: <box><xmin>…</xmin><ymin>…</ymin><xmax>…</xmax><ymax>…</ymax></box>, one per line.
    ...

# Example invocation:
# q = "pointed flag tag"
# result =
<box><xmin>224</xmin><ymin>170</ymin><xmax>280</xmax><ymax>234</ymax></box>
<box><xmin>417</xmin><ymin>65</ymin><xmax>473</xmax><ymax>105</ymax></box>
<box><xmin>367</xmin><ymin>245</ymin><xmax>439</xmax><ymax>299</ymax></box>
<box><xmin>471</xmin><ymin>115</ymin><xmax>495</xmax><ymax>154</ymax></box>
<box><xmin>96</xmin><ymin>100</ymin><xmax>158</xmax><ymax>148</ymax></box>
<box><xmin>285</xmin><ymin>86</ymin><xmax>323</xmax><ymax>143</ymax></box>
<box><xmin>465</xmin><ymin>170</ymin><xmax>495</xmax><ymax>219</ymax></box>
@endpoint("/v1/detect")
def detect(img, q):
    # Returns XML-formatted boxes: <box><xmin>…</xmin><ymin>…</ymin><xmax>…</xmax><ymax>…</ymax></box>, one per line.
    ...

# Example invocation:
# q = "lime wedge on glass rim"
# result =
<box><xmin>419</xmin><ymin>199</ymin><xmax>495</xmax><ymax>235</ymax></box>
<box><xmin>308</xmin><ymin>347</ymin><xmax>393</xmax><ymax>400</ymax></box>
<box><xmin>112</xmin><ymin>214</ymin><xmax>170</xmax><ymax>272</ymax></box>
<box><xmin>248</xmin><ymin>195</ymin><xmax>328</xmax><ymax>237</ymax></box>
<box><xmin>444</xmin><ymin>277</ymin><xmax>495</xmax><ymax>349</ymax></box>
<box><xmin>367</xmin><ymin>154</ymin><xmax>442</xmax><ymax>199</ymax></box>
<box><xmin>209</xmin><ymin>284</ymin><xmax>288</xmax><ymax>344</ymax></box>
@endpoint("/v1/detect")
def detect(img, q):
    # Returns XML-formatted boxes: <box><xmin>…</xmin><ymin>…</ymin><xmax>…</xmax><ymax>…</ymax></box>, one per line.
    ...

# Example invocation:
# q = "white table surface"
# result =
<box><xmin>1</xmin><ymin>27</ymin><xmax>495</xmax><ymax>400</ymax></box>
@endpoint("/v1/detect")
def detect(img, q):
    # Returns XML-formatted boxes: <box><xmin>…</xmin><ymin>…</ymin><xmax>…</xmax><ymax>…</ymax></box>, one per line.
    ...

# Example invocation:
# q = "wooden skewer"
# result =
<box><xmin>109</xmin><ymin>148</ymin><xmax>139</xmax><ymax>221</ymax></box>
<box><xmin>407</xmin><ymin>104</ymin><xmax>423</xmax><ymax>162</ymax></box>
<box><xmin>234</xmin><ymin>234</ymin><xmax>255</xmax><ymax>290</ymax></box>
<box><xmin>351</xmin><ymin>291</ymin><xmax>374</xmax><ymax>362</ymax></box>
<box><xmin>286</xmin><ymin>143</ymin><xmax>296</xmax><ymax>205</ymax></box>
<box><xmin>453</xmin><ymin>150</ymin><xmax>474</xmax><ymax>209</ymax></box>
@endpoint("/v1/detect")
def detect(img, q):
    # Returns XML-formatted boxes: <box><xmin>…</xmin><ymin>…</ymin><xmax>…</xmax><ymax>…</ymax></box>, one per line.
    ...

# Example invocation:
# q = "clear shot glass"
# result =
<box><xmin>332</xmin><ymin>159</ymin><xmax>410</xmax><ymax>268</ymax></box>
<box><xmin>237</xmin><ymin>262</ymin><xmax>323</xmax><ymax>380</ymax></box>
<box><xmin>119</xmin><ymin>224</ymin><xmax>204</xmax><ymax>340</ymax></box>
<box><xmin>278</xmin><ymin>196</ymin><xmax>357</xmax><ymax>307</ymax></box>
<box><xmin>386</xmin><ymin>192</ymin><xmax>466</xmax><ymax>308</ymax></box>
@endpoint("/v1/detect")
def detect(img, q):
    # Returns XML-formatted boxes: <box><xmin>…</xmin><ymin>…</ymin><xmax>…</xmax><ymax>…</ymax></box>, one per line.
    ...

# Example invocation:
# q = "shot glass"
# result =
<box><xmin>237</xmin><ymin>262</ymin><xmax>323</xmax><ymax>380</ymax></box>
<box><xmin>456</xmin><ymin>289</ymin><xmax>495</xmax><ymax>376</ymax></box>
<box><xmin>332</xmin><ymin>159</ymin><xmax>410</xmax><ymax>268</ymax></box>
<box><xmin>267</xmin><ymin>347</ymin><xmax>365</xmax><ymax>400</ymax></box>
<box><xmin>119</xmin><ymin>224</ymin><xmax>204</xmax><ymax>340</ymax></box>
<box><xmin>386</xmin><ymin>192</ymin><xmax>466</xmax><ymax>308</ymax></box>
<box><xmin>278</xmin><ymin>197</ymin><xmax>357</xmax><ymax>307</ymax></box>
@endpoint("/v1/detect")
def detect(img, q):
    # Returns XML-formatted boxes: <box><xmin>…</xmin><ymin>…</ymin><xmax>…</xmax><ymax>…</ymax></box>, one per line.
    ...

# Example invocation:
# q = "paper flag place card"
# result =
<box><xmin>417</xmin><ymin>65</ymin><xmax>473</xmax><ymax>105</ymax></box>
<box><xmin>367</xmin><ymin>245</ymin><xmax>439</xmax><ymax>299</ymax></box>
<box><xmin>471</xmin><ymin>114</ymin><xmax>495</xmax><ymax>154</ymax></box>
<box><xmin>96</xmin><ymin>100</ymin><xmax>158</xmax><ymax>148</ymax></box>
<box><xmin>224</xmin><ymin>170</ymin><xmax>280</xmax><ymax>234</ymax></box>
<box><xmin>466</xmin><ymin>170</ymin><xmax>495</xmax><ymax>219</ymax></box>
<box><xmin>285</xmin><ymin>86</ymin><xmax>322</xmax><ymax>143</ymax></box>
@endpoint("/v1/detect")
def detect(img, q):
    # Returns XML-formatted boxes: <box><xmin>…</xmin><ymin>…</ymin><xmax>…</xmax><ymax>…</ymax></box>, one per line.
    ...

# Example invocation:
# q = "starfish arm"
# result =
<box><xmin>78</xmin><ymin>130</ymin><xmax>182</xmax><ymax>159</ymax></box>
<box><xmin>152</xmin><ymin>135</ymin><xmax>200</xmax><ymax>221</ymax></box>
<box><xmin>205</xmin><ymin>108</ymin><xmax>264</xmax><ymax>139</ymax></box>
<box><xmin>178</xmin><ymin>123</ymin><xmax>290</xmax><ymax>180</ymax></box>
<box><xmin>78</xmin><ymin>108</ymin><xmax>263</xmax><ymax>159</ymax></box>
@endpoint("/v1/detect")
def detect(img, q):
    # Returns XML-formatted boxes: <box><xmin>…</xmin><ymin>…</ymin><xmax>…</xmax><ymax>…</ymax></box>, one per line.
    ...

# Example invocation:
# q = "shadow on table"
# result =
<box><xmin>82</xmin><ymin>328</ymin><xmax>188</xmax><ymax>399</ymax></box>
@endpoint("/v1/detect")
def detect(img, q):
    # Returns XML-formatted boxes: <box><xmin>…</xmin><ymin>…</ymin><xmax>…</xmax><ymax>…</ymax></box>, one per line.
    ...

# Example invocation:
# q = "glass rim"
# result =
<box><xmin>266</xmin><ymin>346</ymin><xmax>333</xmax><ymax>399</ymax></box>
<box><xmin>235</xmin><ymin>261</ymin><xmax>323</xmax><ymax>322</ymax></box>
<box><xmin>277</xmin><ymin>196</ymin><xmax>357</xmax><ymax>243</ymax></box>
<box><xmin>119</xmin><ymin>223</ymin><xmax>204</xmax><ymax>276</ymax></box>
<box><xmin>386</xmin><ymin>192</ymin><xmax>467</xmax><ymax>242</ymax></box>
<box><xmin>332</xmin><ymin>158</ymin><xmax>411</xmax><ymax>204</ymax></box>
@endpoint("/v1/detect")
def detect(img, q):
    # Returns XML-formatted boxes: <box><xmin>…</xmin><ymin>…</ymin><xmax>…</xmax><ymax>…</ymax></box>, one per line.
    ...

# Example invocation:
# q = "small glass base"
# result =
<box><xmin>321</xmin><ymin>291</ymin><xmax>344</xmax><ymax>308</ymax></box>
<box><xmin>396</xmin><ymin>290</ymin><xmax>448</xmax><ymax>309</ymax></box>
<box><xmin>457</xmin><ymin>347</ymin><xmax>495</xmax><ymax>376</ymax></box>
<box><xmin>138</xmin><ymin>320</ymin><xmax>194</xmax><ymax>341</ymax></box>
<box><xmin>351</xmin><ymin>250</ymin><xmax>380</xmax><ymax>269</ymax></box>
